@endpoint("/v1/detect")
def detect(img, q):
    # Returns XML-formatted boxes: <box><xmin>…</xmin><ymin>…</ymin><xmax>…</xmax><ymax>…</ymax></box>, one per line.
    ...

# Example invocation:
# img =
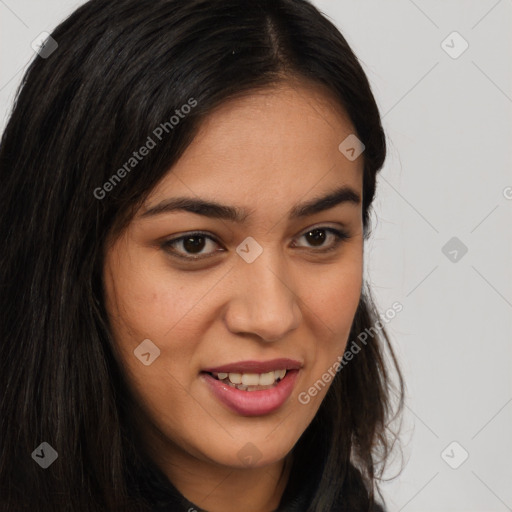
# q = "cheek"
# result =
<box><xmin>103</xmin><ymin>263</ymin><xmax>205</xmax><ymax>429</ymax></box>
<box><xmin>104</xmin><ymin>250</ymin><xmax>215</xmax><ymax>346</ymax></box>
<box><xmin>301</xmin><ymin>248</ymin><xmax>363</xmax><ymax>332</ymax></box>
<box><xmin>103</xmin><ymin>256</ymin><xmax>195</xmax><ymax>395</ymax></box>
<box><xmin>297</xmin><ymin>249</ymin><xmax>363</xmax><ymax>390</ymax></box>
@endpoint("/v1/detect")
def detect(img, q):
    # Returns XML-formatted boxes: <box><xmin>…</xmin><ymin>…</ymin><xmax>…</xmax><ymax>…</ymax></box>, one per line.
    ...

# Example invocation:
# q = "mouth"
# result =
<box><xmin>204</xmin><ymin>368</ymin><xmax>289</xmax><ymax>392</ymax></box>
<box><xmin>200</xmin><ymin>359</ymin><xmax>302</xmax><ymax>416</ymax></box>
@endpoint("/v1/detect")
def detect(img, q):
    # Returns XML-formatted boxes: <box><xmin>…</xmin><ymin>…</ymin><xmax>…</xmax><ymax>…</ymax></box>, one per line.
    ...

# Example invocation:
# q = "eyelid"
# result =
<box><xmin>160</xmin><ymin>231</ymin><xmax>223</xmax><ymax>261</ymax></box>
<box><xmin>291</xmin><ymin>226</ymin><xmax>349</xmax><ymax>252</ymax></box>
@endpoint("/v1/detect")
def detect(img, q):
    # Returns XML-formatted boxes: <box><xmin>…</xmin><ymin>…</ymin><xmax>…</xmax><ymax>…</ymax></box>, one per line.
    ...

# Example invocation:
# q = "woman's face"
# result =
<box><xmin>103</xmin><ymin>81</ymin><xmax>364</xmax><ymax>472</ymax></box>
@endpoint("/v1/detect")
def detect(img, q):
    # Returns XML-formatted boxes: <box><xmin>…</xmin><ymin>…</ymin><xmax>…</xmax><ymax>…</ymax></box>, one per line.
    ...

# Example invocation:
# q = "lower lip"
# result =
<box><xmin>201</xmin><ymin>370</ymin><xmax>299</xmax><ymax>416</ymax></box>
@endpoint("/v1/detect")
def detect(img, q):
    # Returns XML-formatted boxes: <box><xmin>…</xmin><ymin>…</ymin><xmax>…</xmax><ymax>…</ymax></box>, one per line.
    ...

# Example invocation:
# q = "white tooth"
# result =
<box><xmin>217</xmin><ymin>372</ymin><xmax>228</xmax><ymax>380</ymax></box>
<box><xmin>276</xmin><ymin>369</ymin><xmax>286</xmax><ymax>379</ymax></box>
<box><xmin>228</xmin><ymin>373</ymin><xmax>242</xmax><ymax>384</ymax></box>
<box><xmin>259</xmin><ymin>371</ymin><xmax>275</xmax><ymax>386</ymax></box>
<box><xmin>241</xmin><ymin>373</ymin><xmax>260</xmax><ymax>386</ymax></box>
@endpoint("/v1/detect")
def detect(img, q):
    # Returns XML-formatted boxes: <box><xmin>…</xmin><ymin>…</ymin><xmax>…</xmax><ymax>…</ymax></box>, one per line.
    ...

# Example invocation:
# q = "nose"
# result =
<box><xmin>224</xmin><ymin>253</ymin><xmax>302</xmax><ymax>342</ymax></box>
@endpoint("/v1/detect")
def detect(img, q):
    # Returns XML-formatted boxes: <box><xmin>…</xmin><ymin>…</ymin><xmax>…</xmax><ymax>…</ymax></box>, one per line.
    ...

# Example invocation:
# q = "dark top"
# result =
<box><xmin>134</xmin><ymin>455</ymin><xmax>386</xmax><ymax>512</ymax></box>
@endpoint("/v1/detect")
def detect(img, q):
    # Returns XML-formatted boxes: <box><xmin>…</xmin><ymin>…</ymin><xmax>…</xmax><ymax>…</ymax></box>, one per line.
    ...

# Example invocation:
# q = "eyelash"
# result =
<box><xmin>161</xmin><ymin>226</ymin><xmax>350</xmax><ymax>262</ymax></box>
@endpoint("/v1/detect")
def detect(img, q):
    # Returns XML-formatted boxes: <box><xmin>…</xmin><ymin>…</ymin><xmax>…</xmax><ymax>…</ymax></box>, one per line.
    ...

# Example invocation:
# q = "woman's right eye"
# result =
<box><xmin>161</xmin><ymin>232</ymin><xmax>224</xmax><ymax>261</ymax></box>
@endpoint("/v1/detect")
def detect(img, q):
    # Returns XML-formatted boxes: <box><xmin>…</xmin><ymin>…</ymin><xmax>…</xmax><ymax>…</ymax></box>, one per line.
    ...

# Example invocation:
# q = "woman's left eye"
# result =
<box><xmin>161</xmin><ymin>227</ymin><xmax>349</xmax><ymax>261</ymax></box>
<box><xmin>292</xmin><ymin>227</ymin><xmax>349</xmax><ymax>252</ymax></box>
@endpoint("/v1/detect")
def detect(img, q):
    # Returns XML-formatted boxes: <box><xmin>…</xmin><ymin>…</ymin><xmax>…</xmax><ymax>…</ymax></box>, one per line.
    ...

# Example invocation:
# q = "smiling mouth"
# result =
<box><xmin>201</xmin><ymin>366</ymin><xmax>300</xmax><ymax>416</ymax></box>
<box><xmin>205</xmin><ymin>369</ymin><xmax>288</xmax><ymax>391</ymax></box>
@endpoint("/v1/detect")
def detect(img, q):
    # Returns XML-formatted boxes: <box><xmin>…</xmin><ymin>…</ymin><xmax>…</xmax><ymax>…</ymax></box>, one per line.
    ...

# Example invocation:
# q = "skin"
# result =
<box><xmin>103</xmin><ymin>79</ymin><xmax>364</xmax><ymax>512</ymax></box>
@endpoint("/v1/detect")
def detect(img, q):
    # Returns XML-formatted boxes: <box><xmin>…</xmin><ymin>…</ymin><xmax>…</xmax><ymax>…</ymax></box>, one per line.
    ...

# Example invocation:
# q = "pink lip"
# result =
<box><xmin>201</xmin><ymin>369</ymin><xmax>300</xmax><ymax>416</ymax></box>
<box><xmin>202</xmin><ymin>358</ymin><xmax>302</xmax><ymax>374</ymax></box>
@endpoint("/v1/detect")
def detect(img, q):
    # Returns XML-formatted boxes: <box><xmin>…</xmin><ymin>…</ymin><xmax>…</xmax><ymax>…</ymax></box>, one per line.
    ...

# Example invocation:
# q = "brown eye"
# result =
<box><xmin>182</xmin><ymin>236</ymin><xmax>207</xmax><ymax>254</ymax></box>
<box><xmin>304</xmin><ymin>229</ymin><xmax>327</xmax><ymax>247</ymax></box>
<box><xmin>294</xmin><ymin>227</ymin><xmax>349</xmax><ymax>252</ymax></box>
<box><xmin>162</xmin><ymin>232</ymin><xmax>222</xmax><ymax>260</ymax></box>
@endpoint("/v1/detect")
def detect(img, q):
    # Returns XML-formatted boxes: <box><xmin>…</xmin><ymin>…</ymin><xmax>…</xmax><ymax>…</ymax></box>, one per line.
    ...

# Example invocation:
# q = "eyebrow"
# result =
<box><xmin>140</xmin><ymin>184</ymin><xmax>360</xmax><ymax>222</ymax></box>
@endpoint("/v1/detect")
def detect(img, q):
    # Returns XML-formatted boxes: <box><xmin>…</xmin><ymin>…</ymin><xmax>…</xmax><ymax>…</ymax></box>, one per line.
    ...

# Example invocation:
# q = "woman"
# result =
<box><xmin>0</xmin><ymin>0</ymin><xmax>404</xmax><ymax>510</ymax></box>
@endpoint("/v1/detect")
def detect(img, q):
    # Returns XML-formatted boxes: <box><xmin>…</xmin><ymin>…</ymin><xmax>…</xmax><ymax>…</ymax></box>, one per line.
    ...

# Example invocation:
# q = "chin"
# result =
<box><xmin>203</xmin><ymin>441</ymin><xmax>293</xmax><ymax>470</ymax></box>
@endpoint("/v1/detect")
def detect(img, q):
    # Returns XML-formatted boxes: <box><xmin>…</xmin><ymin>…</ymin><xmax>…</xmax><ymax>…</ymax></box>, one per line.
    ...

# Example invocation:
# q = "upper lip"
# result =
<box><xmin>202</xmin><ymin>358</ymin><xmax>302</xmax><ymax>374</ymax></box>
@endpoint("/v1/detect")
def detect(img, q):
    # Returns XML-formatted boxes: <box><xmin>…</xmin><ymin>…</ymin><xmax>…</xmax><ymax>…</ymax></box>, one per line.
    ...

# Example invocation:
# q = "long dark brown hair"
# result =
<box><xmin>0</xmin><ymin>0</ymin><xmax>404</xmax><ymax>510</ymax></box>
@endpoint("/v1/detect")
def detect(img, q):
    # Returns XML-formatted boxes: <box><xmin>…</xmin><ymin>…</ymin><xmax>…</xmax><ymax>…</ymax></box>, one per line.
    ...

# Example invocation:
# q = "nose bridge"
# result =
<box><xmin>226</xmin><ymin>244</ymin><xmax>301</xmax><ymax>341</ymax></box>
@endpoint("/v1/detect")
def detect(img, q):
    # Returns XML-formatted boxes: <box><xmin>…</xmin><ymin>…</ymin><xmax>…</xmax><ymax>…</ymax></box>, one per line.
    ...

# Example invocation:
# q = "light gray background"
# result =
<box><xmin>1</xmin><ymin>1</ymin><xmax>511</xmax><ymax>511</ymax></box>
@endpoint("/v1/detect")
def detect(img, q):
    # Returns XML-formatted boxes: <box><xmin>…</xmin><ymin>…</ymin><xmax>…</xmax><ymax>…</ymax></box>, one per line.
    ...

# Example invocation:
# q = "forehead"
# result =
<box><xmin>144</xmin><ymin>81</ymin><xmax>363</xmax><ymax>215</ymax></box>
